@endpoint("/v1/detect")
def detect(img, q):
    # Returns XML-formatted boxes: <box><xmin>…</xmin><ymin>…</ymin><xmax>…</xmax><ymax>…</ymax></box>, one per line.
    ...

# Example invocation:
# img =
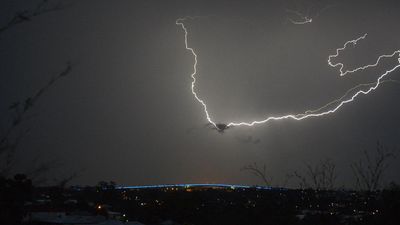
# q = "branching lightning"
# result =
<box><xmin>327</xmin><ymin>34</ymin><xmax>400</xmax><ymax>77</ymax></box>
<box><xmin>304</xmin><ymin>79</ymin><xmax>400</xmax><ymax>115</ymax></box>
<box><xmin>176</xmin><ymin>17</ymin><xmax>400</xmax><ymax>130</ymax></box>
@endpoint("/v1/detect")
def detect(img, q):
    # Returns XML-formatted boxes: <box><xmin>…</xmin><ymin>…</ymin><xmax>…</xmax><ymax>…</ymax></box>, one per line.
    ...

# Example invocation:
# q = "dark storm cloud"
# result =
<box><xmin>1</xmin><ymin>0</ymin><xmax>400</xmax><ymax>187</ymax></box>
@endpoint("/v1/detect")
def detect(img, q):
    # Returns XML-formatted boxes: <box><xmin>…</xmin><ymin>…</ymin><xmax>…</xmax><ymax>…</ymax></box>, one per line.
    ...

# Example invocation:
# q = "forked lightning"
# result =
<box><xmin>176</xmin><ymin>17</ymin><xmax>400</xmax><ymax>130</ymax></box>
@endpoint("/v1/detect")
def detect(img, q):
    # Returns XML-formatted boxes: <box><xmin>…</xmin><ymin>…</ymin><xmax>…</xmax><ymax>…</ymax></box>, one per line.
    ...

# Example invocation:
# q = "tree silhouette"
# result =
<box><xmin>351</xmin><ymin>141</ymin><xmax>397</xmax><ymax>191</ymax></box>
<box><xmin>0</xmin><ymin>0</ymin><xmax>72</xmax><ymax>182</ymax></box>
<box><xmin>0</xmin><ymin>0</ymin><xmax>69</xmax><ymax>35</ymax></box>
<box><xmin>241</xmin><ymin>162</ymin><xmax>273</xmax><ymax>186</ymax></box>
<box><xmin>290</xmin><ymin>158</ymin><xmax>337</xmax><ymax>190</ymax></box>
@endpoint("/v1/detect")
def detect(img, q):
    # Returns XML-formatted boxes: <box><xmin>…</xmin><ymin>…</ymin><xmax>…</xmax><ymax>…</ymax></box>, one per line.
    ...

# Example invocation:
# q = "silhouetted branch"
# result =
<box><xmin>351</xmin><ymin>141</ymin><xmax>397</xmax><ymax>191</ymax></box>
<box><xmin>241</xmin><ymin>162</ymin><xmax>272</xmax><ymax>186</ymax></box>
<box><xmin>27</xmin><ymin>159</ymin><xmax>61</xmax><ymax>185</ymax></box>
<box><xmin>0</xmin><ymin>0</ymin><xmax>70</xmax><ymax>35</ymax></box>
<box><xmin>292</xmin><ymin>171</ymin><xmax>309</xmax><ymax>189</ymax></box>
<box><xmin>56</xmin><ymin>171</ymin><xmax>79</xmax><ymax>188</ymax></box>
<box><xmin>291</xmin><ymin>159</ymin><xmax>337</xmax><ymax>190</ymax></box>
<box><xmin>0</xmin><ymin>63</ymin><xmax>72</xmax><ymax>176</ymax></box>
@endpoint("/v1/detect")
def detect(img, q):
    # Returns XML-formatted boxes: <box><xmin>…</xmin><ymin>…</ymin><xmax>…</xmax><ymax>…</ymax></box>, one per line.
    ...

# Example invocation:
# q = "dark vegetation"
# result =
<box><xmin>0</xmin><ymin>0</ymin><xmax>73</xmax><ymax>184</ymax></box>
<box><xmin>1</xmin><ymin>179</ymin><xmax>400</xmax><ymax>225</ymax></box>
<box><xmin>242</xmin><ymin>141</ymin><xmax>398</xmax><ymax>191</ymax></box>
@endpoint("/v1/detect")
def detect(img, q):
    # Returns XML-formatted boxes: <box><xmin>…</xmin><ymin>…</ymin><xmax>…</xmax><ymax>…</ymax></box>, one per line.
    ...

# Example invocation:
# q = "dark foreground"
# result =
<box><xmin>1</xmin><ymin>178</ymin><xmax>400</xmax><ymax>225</ymax></box>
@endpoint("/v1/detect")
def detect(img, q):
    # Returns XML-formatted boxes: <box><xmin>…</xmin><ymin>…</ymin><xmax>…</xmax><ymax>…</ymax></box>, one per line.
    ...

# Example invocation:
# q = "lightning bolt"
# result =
<box><xmin>176</xmin><ymin>18</ymin><xmax>217</xmax><ymax>128</ymax></box>
<box><xmin>285</xmin><ymin>4</ymin><xmax>336</xmax><ymax>25</ymax></box>
<box><xmin>176</xmin><ymin>17</ymin><xmax>400</xmax><ymax>129</ymax></box>
<box><xmin>288</xmin><ymin>17</ymin><xmax>312</xmax><ymax>25</ymax></box>
<box><xmin>286</xmin><ymin>9</ymin><xmax>313</xmax><ymax>25</ymax></box>
<box><xmin>304</xmin><ymin>79</ymin><xmax>400</xmax><ymax>115</ymax></box>
<box><xmin>327</xmin><ymin>34</ymin><xmax>400</xmax><ymax>77</ymax></box>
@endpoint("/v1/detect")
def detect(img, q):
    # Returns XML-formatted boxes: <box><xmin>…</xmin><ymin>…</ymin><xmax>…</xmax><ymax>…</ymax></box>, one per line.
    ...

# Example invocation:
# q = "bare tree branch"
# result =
<box><xmin>241</xmin><ymin>162</ymin><xmax>272</xmax><ymax>186</ymax></box>
<box><xmin>0</xmin><ymin>63</ymin><xmax>72</xmax><ymax>176</ymax></box>
<box><xmin>291</xmin><ymin>158</ymin><xmax>337</xmax><ymax>190</ymax></box>
<box><xmin>0</xmin><ymin>0</ymin><xmax>71</xmax><ymax>35</ymax></box>
<box><xmin>351</xmin><ymin>141</ymin><xmax>396</xmax><ymax>191</ymax></box>
<box><xmin>56</xmin><ymin>171</ymin><xmax>80</xmax><ymax>188</ymax></box>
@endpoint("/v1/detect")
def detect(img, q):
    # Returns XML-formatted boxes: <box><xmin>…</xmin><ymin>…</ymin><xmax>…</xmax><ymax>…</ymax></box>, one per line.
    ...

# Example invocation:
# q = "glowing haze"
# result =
<box><xmin>176</xmin><ymin>17</ymin><xmax>400</xmax><ymax>130</ymax></box>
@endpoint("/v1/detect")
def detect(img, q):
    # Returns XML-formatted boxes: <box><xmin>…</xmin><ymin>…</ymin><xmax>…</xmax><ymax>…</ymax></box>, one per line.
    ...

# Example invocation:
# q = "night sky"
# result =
<box><xmin>1</xmin><ymin>0</ymin><xmax>400</xmax><ymax>187</ymax></box>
